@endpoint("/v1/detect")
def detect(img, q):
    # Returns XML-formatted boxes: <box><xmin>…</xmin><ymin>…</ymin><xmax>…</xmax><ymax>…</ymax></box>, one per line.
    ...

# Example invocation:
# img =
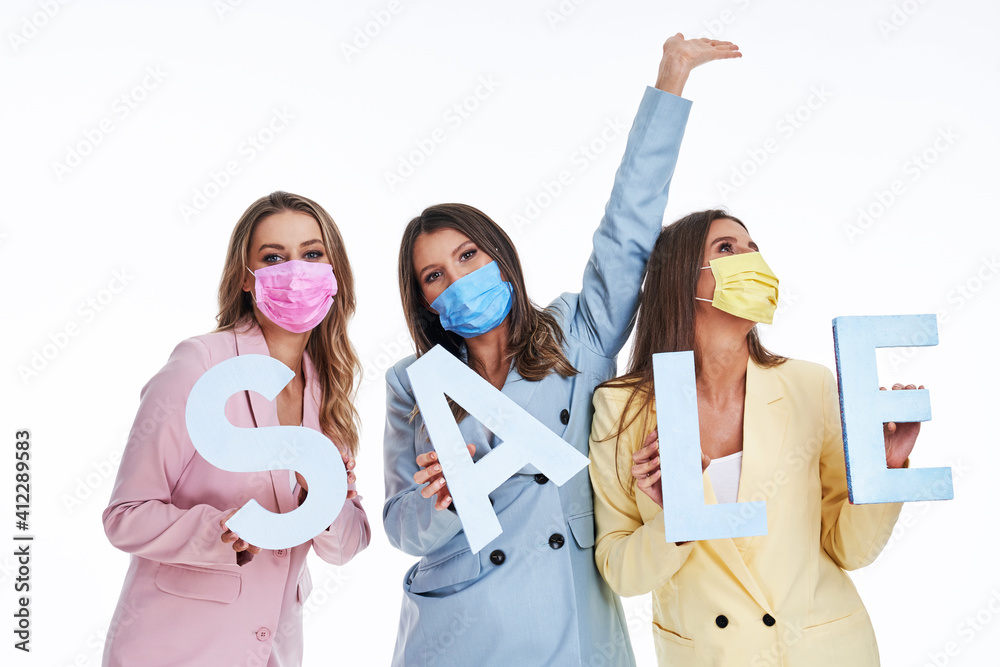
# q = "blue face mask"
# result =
<box><xmin>429</xmin><ymin>261</ymin><xmax>513</xmax><ymax>338</ymax></box>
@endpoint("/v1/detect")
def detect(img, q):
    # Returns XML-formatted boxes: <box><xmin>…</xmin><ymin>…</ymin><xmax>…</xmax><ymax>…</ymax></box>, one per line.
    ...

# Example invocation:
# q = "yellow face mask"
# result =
<box><xmin>696</xmin><ymin>252</ymin><xmax>780</xmax><ymax>325</ymax></box>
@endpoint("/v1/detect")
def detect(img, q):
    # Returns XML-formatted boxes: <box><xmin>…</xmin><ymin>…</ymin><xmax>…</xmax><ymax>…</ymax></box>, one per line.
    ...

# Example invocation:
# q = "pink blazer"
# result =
<box><xmin>102</xmin><ymin>324</ymin><xmax>370</xmax><ymax>667</ymax></box>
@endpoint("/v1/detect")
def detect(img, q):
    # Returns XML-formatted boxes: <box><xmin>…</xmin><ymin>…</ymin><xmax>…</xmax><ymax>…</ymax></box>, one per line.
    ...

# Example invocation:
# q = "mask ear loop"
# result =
<box><xmin>695</xmin><ymin>265</ymin><xmax>713</xmax><ymax>303</ymax></box>
<box><xmin>245</xmin><ymin>266</ymin><xmax>258</xmax><ymax>304</ymax></box>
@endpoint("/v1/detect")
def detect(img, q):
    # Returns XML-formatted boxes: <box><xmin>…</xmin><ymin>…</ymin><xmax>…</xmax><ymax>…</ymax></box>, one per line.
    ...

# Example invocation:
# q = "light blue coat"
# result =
<box><xmin>382</xmin><ymin>86</ymin><xmax>692</xmax><ymax>667</ymax></box>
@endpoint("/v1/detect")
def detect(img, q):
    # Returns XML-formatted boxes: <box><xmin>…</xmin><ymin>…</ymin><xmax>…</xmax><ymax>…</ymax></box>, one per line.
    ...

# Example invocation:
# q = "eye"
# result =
<box><xmin>718</xmin><ymin>242</ymin><xmax>734</xmax><ymax>253</ymax></box>
<box><xmin>423</xmin><ymin>270</ymin><xmax>442</xmax><ymax>284</ymax></box>
<box><xmin>263</xmin><ymin>253</ymin><xmax>284</xmax><ymax>263</ymax></box>
<box><xmin>459</xmin><ymin>248</ymin><xmax>478</xmax><ymax>261</ymax></box>
<box><xmin>304</xmin><ymin>250</ymin><xmax>324</xmax><ymax>260</ymax></box>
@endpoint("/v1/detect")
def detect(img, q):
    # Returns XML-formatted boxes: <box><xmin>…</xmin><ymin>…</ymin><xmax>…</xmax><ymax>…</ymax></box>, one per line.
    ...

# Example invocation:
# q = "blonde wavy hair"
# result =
<box><xmin>215</xmin><ymin>191</ymin><xmax>361</xmax><ymax>455</ymax></box>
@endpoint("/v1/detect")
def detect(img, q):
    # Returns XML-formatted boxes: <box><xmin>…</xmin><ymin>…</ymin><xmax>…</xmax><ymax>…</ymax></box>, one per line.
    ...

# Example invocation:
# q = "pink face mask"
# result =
<box><xmin>246</xmin><ymin>260</ymin><xmax>337</xmax><ymax>333</ymax></box>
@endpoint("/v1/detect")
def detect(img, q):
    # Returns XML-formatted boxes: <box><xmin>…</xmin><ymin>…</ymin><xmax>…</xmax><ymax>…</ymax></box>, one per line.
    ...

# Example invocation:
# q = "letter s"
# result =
<box><xmin>185</xmin><ymin>354</ymin><xmax>348</xmax><ymax>549</ymax></box>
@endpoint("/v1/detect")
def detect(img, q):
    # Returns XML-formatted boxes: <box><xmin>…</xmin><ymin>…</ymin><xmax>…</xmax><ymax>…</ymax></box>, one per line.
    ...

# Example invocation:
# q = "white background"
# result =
<box><xmin>2</xmin><ymin>0</ymin><xmax>997</xmax><ymax>665</ymax></box>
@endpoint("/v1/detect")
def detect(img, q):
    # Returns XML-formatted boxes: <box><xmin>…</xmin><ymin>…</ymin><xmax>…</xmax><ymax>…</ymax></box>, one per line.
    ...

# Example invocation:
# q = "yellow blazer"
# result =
<box><xmin>589</xmin><ymin>358</ymin><xmax>903</xmax><ymax>666</ymax></box>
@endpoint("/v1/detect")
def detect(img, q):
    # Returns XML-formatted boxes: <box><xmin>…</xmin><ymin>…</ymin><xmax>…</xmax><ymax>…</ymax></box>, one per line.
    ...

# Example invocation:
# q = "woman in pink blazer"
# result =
<box><xmin>102</xmin><ymin>191</ymin><xmax>370</xmax><ymax>667</ymax></box>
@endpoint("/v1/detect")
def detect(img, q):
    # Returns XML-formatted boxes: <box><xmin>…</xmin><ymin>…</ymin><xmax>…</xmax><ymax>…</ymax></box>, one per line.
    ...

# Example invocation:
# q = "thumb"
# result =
<box><xmin>221</xmin><ymin>508</ymin><xmax>238</xmax><ymax>528</ymax></box>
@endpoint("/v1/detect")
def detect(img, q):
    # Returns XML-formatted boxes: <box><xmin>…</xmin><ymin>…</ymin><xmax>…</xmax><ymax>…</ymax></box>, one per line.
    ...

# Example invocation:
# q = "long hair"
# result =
<box><xmin>597</xmin><ymin>209</ymin><xmax>786</xmax><ymax>491</ymax></box>
<box><xmin>215</xmin><ymin>191</ymin><xmax>361</xmax><ymax>455</ymax></box>
<box><xmin>398</xmin><ymin>203</ymin><xmax>577</xmax><ymax>420</ymax></box>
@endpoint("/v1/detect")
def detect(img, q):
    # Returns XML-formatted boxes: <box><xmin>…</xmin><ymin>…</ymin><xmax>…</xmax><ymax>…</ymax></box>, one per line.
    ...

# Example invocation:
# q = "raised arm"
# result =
<box><xmin>573</xmin><ymin>35</ymin><xmax>741</xmax><ymax>357</ymax></box>
<box><xmin>381</xmin><ymin>362</ymin><xmax>465</xmax><ymax>557</ymax></box>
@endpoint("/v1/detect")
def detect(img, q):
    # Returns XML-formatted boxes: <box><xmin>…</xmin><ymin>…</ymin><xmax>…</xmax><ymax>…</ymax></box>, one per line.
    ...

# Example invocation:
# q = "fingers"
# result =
<box><xmin>413</xmin><ymin>461</ymin><xmax>442</xmax><ymax>485</ymax></box>
<box><xmin>221</xmin><ymin>522</ymin><xmax>259</xmax><ymax>554</ymax></box>
<box><xmin>631</xmin><ymin>456</ymin><xmax>660</xmax><ymax>480</ymax></box>
<box><xmin>231</xmin><ymin>538</ymin><xmax>260</xmax><ymax>553</ymax></box>
<box><xmin>886</xmin><ymin>382</ymin><xmax>923</xmax><ymax>390</ymax></box>
<box><xmin>220</xmin><ymin>509</ymin><xmax>238</xmax><ymax>528</ymax></box>
<box><xmin>413</xmin><ymin>445</ymin><xmax>475</xmax><ymax>510</ymax></box>
<box><xmin>434</xmin><ymin>491</ymin><xmax>452</xmax><ymax>511</ymax></box>
<box><xmin>420</xmin><ymin>477</ymin><xmax>446</xmax><ymax>499</ymax></box>
<box><xmin>233</xmin><ymin>540</ymin><xmax>261</xmax><ymax>554</ymax></box>
<box><xmin>415</xmin><ymin>445</ymin><xmax>476</xmax><ymax>484</ymax></box>
<box><xmin>342</xmin><ymin>451</ymin><xmax>356</xmax><ymax>470</ymax></box>
<box><xmin>414</xmin><ymin>448</ymin><xmax>460</xmax><ymax>510</ymax></box>
<box><xmin>633</xmin><ymin>434</ymin><xmax>659</xmax><ymax>463</ymax></box>
<box><xmin>636</xmin><ymin>468</ymin><xmax>661</xmax><ymax>490</ymax></box>
<box><xmin>220</xmin><ymin>510</ymin><xmax>240</xmax><ymax>545</ymax></box>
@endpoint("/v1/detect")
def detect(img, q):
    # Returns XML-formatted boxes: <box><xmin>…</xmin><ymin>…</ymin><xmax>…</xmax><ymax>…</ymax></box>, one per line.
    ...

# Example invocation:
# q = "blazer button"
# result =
<box><xmin>256</xmin><ymin>627</ymin><xmax>271</xmax><ymax>641</ymax></box>
<box><xmin>548</xmin><ymin>533</ymin><xmax>565</xmax><ymax>549</ymax></box>
<box><xmin>715</xmin><ymin>615</ymin><xmax>728</xmax><ymax>629</ymax></box>
<box><xmin>489</xmin><ymin>550</ymin><xmax>506</xmax><ymax>566</ymax></box>
<box><xmin>560</xmin><ymin>409</ymin><xmax>570</xmax><ymax>425</ymax></box>
<box><xmin>534</xmin><ymin>473</ymin><xmax>549</xmax><ymax>484</ymax></box>
<box><xmin>763</xmin><ymin>614</ymin><xmax>776</xmax><ymax>627</ymax></box>
<box><xmin>274</xmin><ymin>549</ymin><xmax>286</xmax><ymax>558</ymax></box>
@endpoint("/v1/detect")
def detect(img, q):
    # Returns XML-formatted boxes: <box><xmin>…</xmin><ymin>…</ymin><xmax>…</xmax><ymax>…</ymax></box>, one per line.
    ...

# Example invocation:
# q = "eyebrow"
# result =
<box><xmin>712</xmin><ymin>235</ymin><xmax>759</xmax><ymax>251</ymax></box>
<box><xmin>417</xmin><ymin>240</ymin><xmax>477</xmax><ymax>278</ymax></box>
<box><xmin>256</xmin><ymin>239</ymin><xmax>325</xmax><ymax>252</ymax></box>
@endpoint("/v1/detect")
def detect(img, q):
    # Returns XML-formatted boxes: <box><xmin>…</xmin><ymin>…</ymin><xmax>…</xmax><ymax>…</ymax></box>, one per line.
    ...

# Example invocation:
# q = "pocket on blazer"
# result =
<box><xmin>568</xmin><ymin>511</ymin><xmax>596</xmax><ymax>549</ymax></box>
<box><xmin>296</xmin><ymin>567</ymin><xmax>313</xmax><ymax>605</ymax></box>
<box><xmin>791</xmin><ymin>609</ymin><xmax>878</xmax><ymax>664</ymax></box>
<box><xmin>406</xmin><ymin>545</ymin><xmax>482</xmax><ymax>596</ymax></box>
<box><xmin>154</xmin><ymin>563</ymin><xmax>241</xmax><ymax>603</ymax></box>
<box><xmin>652</xmin><ymin>622</ymin><xmax>695</xmax><ymax>663</ymax></box>
<box><xmin>801</xmin><ymin>608</ymin><xmax>870</xmax><ymax>638</ymax></box>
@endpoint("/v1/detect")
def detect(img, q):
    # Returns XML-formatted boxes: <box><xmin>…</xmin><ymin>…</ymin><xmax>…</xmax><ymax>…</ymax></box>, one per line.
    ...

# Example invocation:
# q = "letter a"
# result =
<box><xmin>407</xmin><ymin>346</ymin><xmax>589</xmax><ymax>553</ymax></box>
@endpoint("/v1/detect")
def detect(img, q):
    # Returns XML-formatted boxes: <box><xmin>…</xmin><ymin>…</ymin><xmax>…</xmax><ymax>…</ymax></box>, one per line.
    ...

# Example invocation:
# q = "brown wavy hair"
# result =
<box><xmin>399</xmin><ymin>203</ymin><xmax>577</xmax><ymax>419</ymax></box>
<box><xmin>597</xmin><ymin>209</ymin><xmax>785</xmax><ymax>491</ymax></box>
<box><xmin>215</xmin><ymin>191</ymin><xmax>361</xmax><ymax>455</ymax></box>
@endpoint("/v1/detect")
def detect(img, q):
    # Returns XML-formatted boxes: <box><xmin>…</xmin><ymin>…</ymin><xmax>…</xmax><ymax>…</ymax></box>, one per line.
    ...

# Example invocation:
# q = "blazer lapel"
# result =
<box><xmin>735</xmin><ymin>359</ymin><xmax>789</xmax><ymax>552</ymax></box>
<box><xmin>233</xmin><ymin>325</ymin><xmax>297</xmax><ymax>514</ymax></box>
<box><xmin>698</xmin><ymin>359</ymin><xmax>788</xmax><ymax>615</ymax></box>
<box><xmin>501</xmin><ymin>363</ymin><xmax>546</xmax><ymax>474</ymax></box>
<box><xmin>500</xmin><ymin>364</ymin><xmax>541</xmax><ymax>421</ymax></box>
<box><xmin>454</xmin><ymin>351</ymin><xmax>541</xmax><ymax>459</ymax></box>
<box><xmin>233</xmin><ymin>325</ymin><xmax>279</xmax><ymax>430</ymax></box>
<box><xmin>301</xmin><ymin>350</ymin><xmax>322</xmax><ymax>434</ymax></box>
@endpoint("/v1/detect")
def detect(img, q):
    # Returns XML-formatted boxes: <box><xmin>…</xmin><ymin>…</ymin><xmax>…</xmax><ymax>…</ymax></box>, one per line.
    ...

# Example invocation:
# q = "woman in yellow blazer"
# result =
<box><xmin>588</xmin><ymin>210</ymin><xmax>921</xmax><ymax>666</ymax></box>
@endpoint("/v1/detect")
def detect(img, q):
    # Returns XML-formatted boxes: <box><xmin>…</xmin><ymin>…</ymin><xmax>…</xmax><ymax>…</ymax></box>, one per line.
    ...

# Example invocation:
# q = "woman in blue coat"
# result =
<box><xmin>382</xmin><ymin>34</ymin><xmax>740</xmax><ymax>666</ymax></box>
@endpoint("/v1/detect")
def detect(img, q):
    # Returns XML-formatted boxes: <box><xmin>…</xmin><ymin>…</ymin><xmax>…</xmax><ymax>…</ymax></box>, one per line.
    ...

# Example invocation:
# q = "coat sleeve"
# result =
<box><xmin>309</xmin><ymin>491</ymin><xmax>371</xmax><ymax>566</ymax></box>
<box><xmin>572</xmin><ymin>87</ymin><xmax>692</xmax><ymax>358</ymax></box>
<box><xmin>589</xmin><ymin>387</ymin><xmax>695</xmax><ymax>597</ymax></box>
<box><xmin>819</xmin><ymin>367</ymin><xmax>904</xmax><ymax>570</ymax></box>
<box><xmin>382</xmin><ymin>363</ymin><xmax>464</xmax><ymax>557</ymax></box>
<box><xmin>102</xmin><ymin>338</ymin><xmax>241</xmax><ymax>567</ymax></box>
